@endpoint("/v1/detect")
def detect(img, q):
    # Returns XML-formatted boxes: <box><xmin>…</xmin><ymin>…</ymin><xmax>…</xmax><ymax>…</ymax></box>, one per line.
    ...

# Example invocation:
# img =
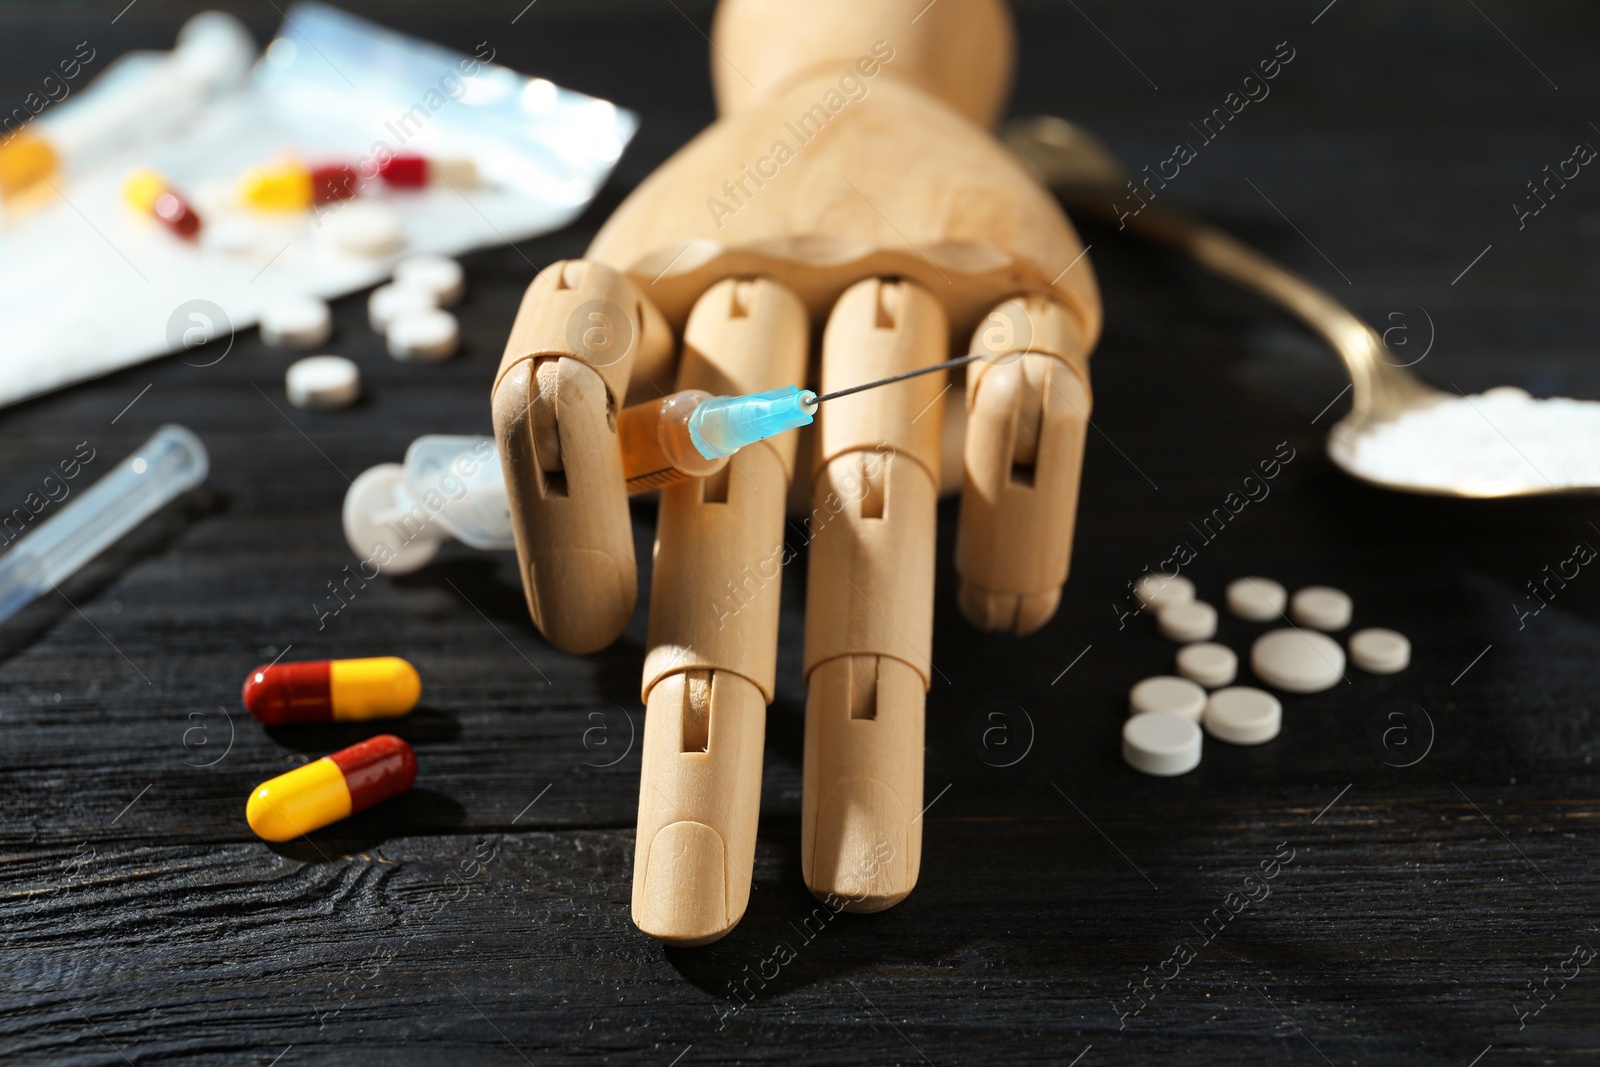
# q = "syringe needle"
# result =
<box><xmin>811</xmin><ymin>352</ymin><xmax>990</xmax><ymax>405</ymax></box>
<box><xmin>0</xmin><ymin>425</ymin><xmax>208</xmax><ymax>626</ymax></box>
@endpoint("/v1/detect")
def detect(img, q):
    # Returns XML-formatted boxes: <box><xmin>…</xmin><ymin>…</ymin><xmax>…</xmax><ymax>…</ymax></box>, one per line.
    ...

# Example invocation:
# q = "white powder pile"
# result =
<box><xmin>1331</xmin><ymin>386</ymin><xmax>1600</xmax><ymax>495</ymax></box>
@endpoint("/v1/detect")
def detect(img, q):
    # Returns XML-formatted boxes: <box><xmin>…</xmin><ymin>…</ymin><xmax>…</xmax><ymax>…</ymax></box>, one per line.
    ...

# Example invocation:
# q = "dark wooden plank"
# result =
<box><xmin>5</xmin><ymin>797</ymin><xmax>1598</xmax><ymax>1065</ymax></box>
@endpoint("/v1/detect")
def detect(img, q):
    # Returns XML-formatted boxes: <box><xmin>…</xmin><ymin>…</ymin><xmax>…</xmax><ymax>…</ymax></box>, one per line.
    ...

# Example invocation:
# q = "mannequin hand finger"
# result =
<box><xmin>956</xmin><ymin>294</ymin><xmax>1091</xmax><ymax>634</ymax></box>
<box><xmin>492</xmin><ymin>260</ymin><xmax>671</xmax><ymax>653</ymax></box>
<box><xmin>633</xmin><ymin>277</ymin><xmax>808</xmax><ymax>944</ymax></box>
<box><xmin>802</xmin><ymin>277</ymin><xmax>946</xmax><ymax>911</ymax></box>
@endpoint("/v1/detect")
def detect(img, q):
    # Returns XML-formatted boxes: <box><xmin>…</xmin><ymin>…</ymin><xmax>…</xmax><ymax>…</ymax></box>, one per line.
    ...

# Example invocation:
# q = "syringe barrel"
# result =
<box><xmin>617</xmin><ymin>390</ymin><xmax>728</xmax><ymax>494</ymax></box>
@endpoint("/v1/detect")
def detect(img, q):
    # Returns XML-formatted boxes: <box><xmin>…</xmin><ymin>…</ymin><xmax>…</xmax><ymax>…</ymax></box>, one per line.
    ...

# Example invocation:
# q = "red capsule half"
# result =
<box><xmin>329</xmin><ymin>734</ymin><xmax>418</xmax><ymax>813</ymax></box>
<box><xmin>310</xmin><ymin>163</ymin><xmax>359</xmax><ymax>205</ymax></box>
<box><xmin>243</xmin><ymin>659</ymin><xmax>332</xmax><ymax>724</ymax></box>
<box><xmin>376</xmin><ymin>153</ymin><xmax>427</xmax><ymax>187</ymax></box>
<box><xmin>153</xmin><ymin>191</ymin><xmax>202</xmax><ymax>237</ymax></box>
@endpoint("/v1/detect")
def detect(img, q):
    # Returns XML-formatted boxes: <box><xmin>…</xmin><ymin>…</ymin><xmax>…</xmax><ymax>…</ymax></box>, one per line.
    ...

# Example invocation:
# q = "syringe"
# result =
<box><xmin>0</xmin><ymin>425</ymin><xmax>209</xmax><ymax>626</ymax></box>
<box><xmin>346</xmin><ymin>353</ymin><xmax>988</xmax><ymax>573</ymax></box>
<box><xmin>617</xmin><ymin>352</ymin><xmax>986</xmax><ymax>492</ymax></box>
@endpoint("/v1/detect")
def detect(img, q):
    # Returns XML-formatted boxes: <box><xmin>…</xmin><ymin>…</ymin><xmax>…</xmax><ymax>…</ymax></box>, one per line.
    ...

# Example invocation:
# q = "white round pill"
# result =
<box><xmin>1203</xmin><ymin>686</ymin><xmax>1282</xmax><ymax>745</ymax></box>
<box><xmin>1226</xmin><ymin>576</ymin><xmax>1287</xmax><ymax>621</ymax></box>
<box><xmin>260</xmin><ymin>294</ymin><xmax>331</xmax><ymax>350</ymax></box>
<box><xmin>1159</xmin><ymin>599</ymin><xmax>1217</xmax><ymax>643</ymax></box>
<box><xmin>387</xmin><ymin>308</ymin><xmax>459</xmax><ymax>363</ymax></box>
<box><xmin>1123</xmin><ymin>711</ymin><xmax>1202</xmax><ymax>777</ymax></box>
<box><xmin>394</xmin><ymin>254</ymin><xmax>464</xmax><ymax>306</ymax></box>
<box><xmin>1251</xmin><ymin>628</ymin><xmax>1346</xmax><ymax>693</ymax></box>
<box><xmin>1176</xmin><ymin>642</ymin><xmax>1237</xmax><ymax>688</ymax></box>
<box><xmin>1290</xmin><ymin>585</ymin><xmax>1353</xmax><ymax>631</ymax></box>
<box><xmin>1129</xmin><ymin>676</ymin><xmax>1207</xmax><ymax>721</ymax></box>
<box><xmin>368</xmin><ymin>282</ymin><xmax>437</xmax><ymax>333</ymax></box>
<box><xmin>286</xmin><ymin>355</ymin><xmax>360</xmax><ymax>410</ymax></box>
<box><xmin>323</xmin><ymin>200</ymin><xmax>404</xmax><ymax>257</ymax></box>
<box><xmin>1349</xmin><ymin>627</ymin><xmax>1410</xmax><ymax>674</ymax></box>
<box><xmin>1135</xmin><ymin>573</ymin><xmax>1194</xmax><ymax>610</ymax></box>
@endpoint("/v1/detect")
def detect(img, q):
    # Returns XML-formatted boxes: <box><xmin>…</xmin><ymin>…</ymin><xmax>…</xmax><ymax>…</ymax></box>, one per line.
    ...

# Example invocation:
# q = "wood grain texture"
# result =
<box><xmin>2</xmin><ymin>1</ymin><xmax>1599</xmax><ymax>1064</ymax></box>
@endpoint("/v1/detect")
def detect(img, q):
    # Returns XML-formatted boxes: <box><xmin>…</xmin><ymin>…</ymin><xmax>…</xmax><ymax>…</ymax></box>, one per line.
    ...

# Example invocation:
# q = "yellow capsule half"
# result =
<box><xmin>246</xmin><ymin>757</ymin><xmax>351</xmax><ymax>842</ymax></box>
<box><xmin>241</xmin><ymin>164</ymin><xmax>313</xmax><ymax>210</ymax></box>
<box><xmin>122</xmin><ymin>168</ymin><xmax>167</xmax><ymax>212</ymax></box>
<box><xmin>329</xmin><ymin>656</ymin><xmax>421</xmax><ymax>720</ymax></box>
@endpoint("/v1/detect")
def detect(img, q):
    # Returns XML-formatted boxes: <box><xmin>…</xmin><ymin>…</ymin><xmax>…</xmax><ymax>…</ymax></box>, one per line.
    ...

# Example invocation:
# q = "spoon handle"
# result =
<box><xmin>1004</xmin><ymin>118</ymin><xmax>1436</xmax><ymax>419</ymax></box>
<box><xmin>1139</xmin><ymin>208</ymin><xmax>1371</xmax><ymax>352</ymax></box>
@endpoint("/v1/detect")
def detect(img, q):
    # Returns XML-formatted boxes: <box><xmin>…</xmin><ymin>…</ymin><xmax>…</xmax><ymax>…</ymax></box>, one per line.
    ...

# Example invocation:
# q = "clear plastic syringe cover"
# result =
<box><xmin>0</xmin><ymin>425</ymin><xmax>208</xmax><ymax>625</ymax></box>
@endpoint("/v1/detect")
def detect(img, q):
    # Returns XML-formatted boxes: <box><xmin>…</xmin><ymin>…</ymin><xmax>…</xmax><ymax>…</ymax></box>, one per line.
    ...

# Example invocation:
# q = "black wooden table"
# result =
<box><xmin>4</xmin><ymin>2</ymin><xmax>1598</xmax><ymax>1064</ymax></box>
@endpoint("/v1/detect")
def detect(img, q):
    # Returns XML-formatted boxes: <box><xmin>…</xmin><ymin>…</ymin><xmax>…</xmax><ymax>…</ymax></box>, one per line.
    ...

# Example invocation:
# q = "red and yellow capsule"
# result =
<box><xmin>376</xmin><ymin>153</ymin><xmax>478</xmax><ymax>189</ymax></box>
<box><xmin>122</xmin><ymin>168</ymin><xmax>201</xmax><ymax>239</ymax></box>
<box><xmin>242</xmin><ymin>656</ymin><xmax>420</xmax><ymax>726</ymax></box>
<box><xmin>246</xmin><ymin>734</ymin><xmax>417</xmax><ymax>842</ymax></box>
<box><xmin>240</xmin><ymin>161</ymin><xmax>361</xmax><ymax>210</ymax></box>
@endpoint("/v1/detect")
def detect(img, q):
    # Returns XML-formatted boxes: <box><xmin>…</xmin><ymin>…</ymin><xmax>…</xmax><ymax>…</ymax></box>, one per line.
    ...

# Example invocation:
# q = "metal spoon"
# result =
<box><xmin>1004</xmin><ymin>116</ymin><xmax>1600</xmax><ymax>498</ymax></box>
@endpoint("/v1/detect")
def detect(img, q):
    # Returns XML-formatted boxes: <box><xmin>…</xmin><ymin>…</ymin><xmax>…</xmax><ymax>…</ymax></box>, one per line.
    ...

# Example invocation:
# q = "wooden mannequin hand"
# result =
<box><xmin>490</xmin><ymin>0</ymin><xmax>1098</xmax><ymax>945</ymax></box>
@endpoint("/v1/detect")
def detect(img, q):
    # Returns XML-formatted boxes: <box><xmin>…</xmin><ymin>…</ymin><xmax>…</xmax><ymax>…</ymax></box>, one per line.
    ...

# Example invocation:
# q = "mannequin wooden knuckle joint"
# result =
<box><xmin>491</xmin><ymin>0</ymin><xmax>1102</xmax><ymax>943</ymax></box>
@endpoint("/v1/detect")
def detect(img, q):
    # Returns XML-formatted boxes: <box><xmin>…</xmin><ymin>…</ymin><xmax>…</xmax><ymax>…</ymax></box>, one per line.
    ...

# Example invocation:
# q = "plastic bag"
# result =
<box><xmin>0</xmin><ymin>3</ymin><xmax>636</xmax><ymax>409</ymax></box>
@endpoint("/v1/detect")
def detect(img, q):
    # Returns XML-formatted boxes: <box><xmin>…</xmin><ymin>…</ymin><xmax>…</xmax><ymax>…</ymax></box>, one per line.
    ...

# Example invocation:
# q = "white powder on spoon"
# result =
<box><xmin>1331</xmin><ymin>387</ymin><xmax>1600</xmax><ymax>495</ymax></box>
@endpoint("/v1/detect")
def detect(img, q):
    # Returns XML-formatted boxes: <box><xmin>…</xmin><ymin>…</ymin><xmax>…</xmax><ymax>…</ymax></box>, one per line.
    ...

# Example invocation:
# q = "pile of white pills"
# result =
<box><xmin>1120</xmin><ymin>574</ymin><xmax>1411</xmax><ymax>776</ymax></box>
